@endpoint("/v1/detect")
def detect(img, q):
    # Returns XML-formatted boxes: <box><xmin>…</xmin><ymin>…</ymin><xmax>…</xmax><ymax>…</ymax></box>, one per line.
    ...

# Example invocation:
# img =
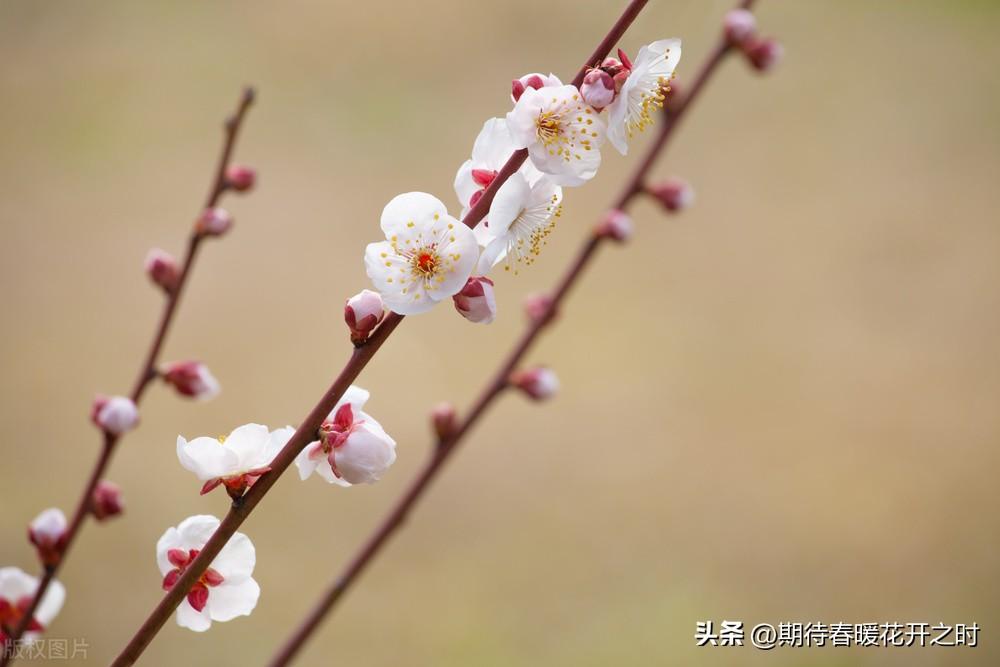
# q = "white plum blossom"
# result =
<box><xmin>606</xmin><ymin>39</ymin><xmax>682</xmax><ymax>155</ymax></box>
<box><xmin>295</xmin><ymin>385</ymin><xmax>396</xmax><ymax>486</ymax></box>
<box><xmin>454</xmin><ymin>118</ymin><xmax>543</xmax><ymax>218</ymax></box>
<box><xmin>506</xmin><ymin>84</ymin><xmax>606</xmax><ymax>187</ymax></box>
<box><xmin>474</xmin><ymin>171</ymin><xmax>562</xmax><ymax>275</ymax></box>
<box><xmin>0</xmin><ymin>567</ymin><xmax>65</xmax><ymax>644</ymax></box>
<box><xmin>156</xmin><ymin>515</ymin><xmax>259</xmax><ymax>632</ymax></box>
<box><xmin>364</xmin><ymin>192</ymin><xmax>479</xmax><ymax>315</ymax></box>
<box><xmin>177</xmin><ymin>424</ymin><xmax>294</xmax><ymax>497</ymax></box>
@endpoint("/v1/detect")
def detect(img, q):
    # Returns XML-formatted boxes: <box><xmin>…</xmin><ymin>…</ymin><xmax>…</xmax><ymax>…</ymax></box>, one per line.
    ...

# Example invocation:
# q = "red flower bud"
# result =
<box><xmin>595</xmin><ymin>209</ymin><xmax>633</xmax><ymax>243</ymax></box>
<box><xmin>345</xmin><ymin>289</ymin><xmax>385</xmax><ymax>343</ymax></box>
<box><xmin>195</xmin><ymin>207</ymin><xmax>233</xmax><ymax>237</ymax></box>
<box><xmin>225</xmin><ymin>165</ymin><xmax>256</xmax><ymax>193</ymax></box>
<box><xmin>144</xmin><ymin>248</ymin><xmax>179</xmax><ymax>294</ymax></box>
<box><xmin>453</xmin><ymin>276</ymin><xmax>497</xmax><ymax>325</ymax></box>
<box><xmin>581</xmin><ymin>69</ymin><xmax>616</xmax><ymax>110</ymax></box>
<box><xmin>431</xmin><ymin>402</ymin><xmax>458</xmax><ymax>441</ymax></box>
<box><xmin>161</xmin><ymin>361</ymin><xmax>220</xmax><ymax>400</ymax></box>
<box><xmin>647</xmin><ymin>178</ymin><xmax>694</xmax><ymax>213</ymax></box>
<box><xmin>723</xmin><ymin>8</ymin><xmax>757</xmax><ymax>46</ymax></box>
<box><xmin>91</xmin><ymin>480</ymin><xmax>125</xmax><ymax>521</ymax></box>
<box><xmin>745</xmin><ymin>38</ymin><xmax>783</xmax><ymax>73</ymax></box>
<box><xmin>510</xmin><ymin>366</ymin><xmax>559</xmax><ymax>401</ymax></box>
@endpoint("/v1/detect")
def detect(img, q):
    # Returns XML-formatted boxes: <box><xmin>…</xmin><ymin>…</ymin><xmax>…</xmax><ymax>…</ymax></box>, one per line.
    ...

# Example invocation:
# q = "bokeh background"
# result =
<box><xmin>2</xmin><ymin>0</ymin><xmax>999</xmax><ymax>664</ymax></box>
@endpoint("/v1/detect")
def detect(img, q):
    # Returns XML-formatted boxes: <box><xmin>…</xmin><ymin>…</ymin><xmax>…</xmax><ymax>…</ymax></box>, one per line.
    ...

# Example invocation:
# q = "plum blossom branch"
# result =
<box><xmin>109</xmin><ymin>2</ymin><xmax>655</xmax><ymax>663</ymax></box>
<box><xmin>0</xmin><ymin>87</ymin><xmax>255</xmax><ymax>663</ymax></box>
<box><xmin>266</xmin><ymin>2</ymin><xmax>760</xmax><ymax>663</ymax></box>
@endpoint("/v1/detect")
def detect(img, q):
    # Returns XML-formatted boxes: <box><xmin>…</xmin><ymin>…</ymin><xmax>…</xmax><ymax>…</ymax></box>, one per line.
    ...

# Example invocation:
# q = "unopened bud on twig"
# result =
<box><xmin>744</xmin><ymin>38</ymin><xmax>783</xmax><ymax>73</ymax></box>
<box><xmin>723</xmin><ymin>9</ymin><xmax>757</xmax><ymax>46</ymax></box>
<box><xmin>161</xmin><ymin>361</ymin><xmax>220</xmax><ymax>400</ymax></box>
<box><xmin>581</xmin><ymin>69</ymin><xmax>616</xmax><ymax>110</ymax></box>
<box><xmin>224</xmin><ymin>165</ymin><xmax>257</xmax><ymax>193</ymax></box>
<box><xmin>431</xmin><ymin>402</ymin><xmax>458</xmax><ymax>441</ymax></box>
<box><xmin>647</xmin><ymin>178</ymin><xmax>694</xmax><ymax>213</ymax></box>
<box><xmin>345</xmin><ymin>289</ymin><xmax>385</xmax><ymax>343</ymax></box>
<box><xmin>523</xmin><ymin>291</ymin><xmax>556</xmax><ymax>325</ymax></box>
<box><xmin>509</xmin><ymin>366</ymin><xmax>560</xmax><ymax>401</ymax></box>
<box><xmin>91</xmin><ymin>395</ymin><xmax>139</xmax><ymax>435</ymax></box>
<box><xmin>453</xmin><ymin>276</ymin><xmax>496</xmax><ymax>324</ymax></box>
<box><xmin>28</xmin><ymin>508</ymin><xmax>67</xmax><ymax>568</ymax></box>
<box><xmin>144</xmin><ymin>248</ymin><xmax>179</xmax><ymax>294</ymax></box>
<box><xmin>195</xmin><ymin>207</ymin><xmax>233</xmax><ymax>238</ymax></box>
<box><xmin>511</xmin><ymin>72</ymin><xmax>561</xmax><ymax>102</ymax></box>
<box><xmin>595</xmin><ymin>209</ymin><xmax>634</xmax><ymax>243</ymax></box>
<box><xmin>91</xmin><ymin>480</ymin><xmax>124</xmax><ymax>522</ymax></box>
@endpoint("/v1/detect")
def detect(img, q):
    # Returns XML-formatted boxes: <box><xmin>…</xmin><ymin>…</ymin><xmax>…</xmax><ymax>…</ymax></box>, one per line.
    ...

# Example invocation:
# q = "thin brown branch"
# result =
<box><xmin>0</xmin><ymin>87</ymin><xmax>255</xmax><ymax>665</ymax></box>
<box><xmin>266</xmin><ymin>6</ymin><xmax>755</xmax><ymax>663</ymax></box>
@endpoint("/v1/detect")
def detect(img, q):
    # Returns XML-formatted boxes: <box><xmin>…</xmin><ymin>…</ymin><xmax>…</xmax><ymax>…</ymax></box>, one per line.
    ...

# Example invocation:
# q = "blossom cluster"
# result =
<box><xmin>359</xmin><ymin>39</ymin><xmax>682</xmax><ymax>327</ymax></box>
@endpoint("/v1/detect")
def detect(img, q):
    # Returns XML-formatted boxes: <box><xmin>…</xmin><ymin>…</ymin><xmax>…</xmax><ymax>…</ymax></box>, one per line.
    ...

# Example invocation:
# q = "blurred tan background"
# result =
<box><xmin>2</xmin><ymin>0</ymin><xmax>999</xmax><ymax>664</ymax></box>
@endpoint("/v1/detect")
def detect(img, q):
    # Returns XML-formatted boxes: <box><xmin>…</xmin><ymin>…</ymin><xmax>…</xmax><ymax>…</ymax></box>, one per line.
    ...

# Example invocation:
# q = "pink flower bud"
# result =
<box><xmin>648</xmin><ymin>178</ymin><xmax>694</xmax><ymax>213</ymax></box>
<box><xmin>28</xmin><ymin>508</ymin><xmax>67</xmax><ymax>568</ymax></box>
<box><xmin>523</xmin><ymin>291</ymin><xmax>556</xmax><ymax>325</ymax></box>
<box><xmin>511</xmin><ymin>72</ymin><xmax>561</xmax><ymax>102</ymax></box>
<box><xmin>510</xmin><ymin>366</ymin><xmax>559</xmax><ymax>401</ymax></box>
<box><xmin>599</xmin><ymin>56</ymin><xmax>627</xmax><ymax>78</ymax></box>
<box><xmin>91</xmin><ymin>480</ymin><xmax>124</xmax><ymax>522</ymax></box>
<box><xmin>345</xmin><ymin>289</ymin><xmax>385</xmax><ymax>343</ymax></box>
<box><xmin>161</xmin><ymin>361</ymin><xmax>220</xmax><ymax>400</ymax></box>
<box><xmin>431</xmin><ymin>402</ymin><xmax>458</xmax><ymax>441</ymax></box>
<box><xmin>745</xmin><ymin>38</ymin><xmax>783</xmax><ymax>73</ymax></box>
<box><xmin>91</xmin><ymin>395</ymin><xmax>139</xmax><ymax>435</ymax></box>
<box><xmin>723</xmin><ymin>9</ymin><xmax>757</xmax><ymax>46</ymax></box>
<box><xmin>595</xmin><ymin>209</ymin><xmax>633</xmax><ymax>242</ymax></box>
<box><xmin>225</xmin><ymin>165</ymin><xmax>257</xmax><ymax>193</ymax></box>
<box><xmin>581</xmin><ymin>69</ymin><xmax>616</xmax><ymax>110</ymax></box>
<box><xmin>453</xmin><ymin>276</ymin><xmax>496</xmax><ymax>324</ymax></box>
<box><xmin>195</xmin><ymin>207</ymin><xmax>233</xmax><ymax>237</ymax></box>
<box><xmin>144</xmin><ymin>248</ymin><xmax>179</xmax><ymax>294</ymax></box>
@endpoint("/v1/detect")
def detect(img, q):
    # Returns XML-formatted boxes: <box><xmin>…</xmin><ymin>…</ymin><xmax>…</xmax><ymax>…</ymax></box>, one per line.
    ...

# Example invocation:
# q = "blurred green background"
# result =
<box><xmin>2</xmin><ymin>0</ymin><xmax>999</xmax><ymax>664</ymax></box>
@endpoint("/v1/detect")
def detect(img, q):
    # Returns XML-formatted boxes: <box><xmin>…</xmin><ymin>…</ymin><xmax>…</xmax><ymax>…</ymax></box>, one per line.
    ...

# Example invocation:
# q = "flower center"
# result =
<box><xmin>535</xmin><ymin>110</ymin><xmax>564</xmax><ymax>145</ymax></box>
<box><xmin>162</xmin><ymin>548</ymin><xmax>225</xmax><ymax>612</ymax></box>
<box><xmin>405</xmin><ymin>246</ymin><xmax>441</xmax><ymax>279</ymax></box>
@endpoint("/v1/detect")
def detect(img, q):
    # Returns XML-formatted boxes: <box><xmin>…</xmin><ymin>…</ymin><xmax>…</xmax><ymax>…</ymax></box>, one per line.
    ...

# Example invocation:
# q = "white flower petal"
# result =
<box><xmin>380</xmin><ymin>192</ymin><xmax>449</xmax><ymax>238</ymax></box>
<box><xmin>263</xmin><ymin>426</ymin><xmax>295</xmax><ymax>463</ymax></box>
<box><xmin>223</xmin><ymin>423</ymin><xmax>270</xmax><ymax>469</ymax></box>
<box><xmin>295</xmin><ymin>445</ymin><xmax>322</xmax><ymax>480</ymax></box>
<box><xmin>156</xmin><ymin>527</ymin><xmax>183</xmax><ymax>575</ymax></box>
<box><xmin>213</xmin><ymin>532</ymin><xmax>255</xmax><ymax>583</ymax></box>
<box><xmin>486</xmin><ymin>172</ymin><xmax>531</xmax><ymax>238</ymax></box>
<box><xmin>176</xmin><ymin>515</ymin><xmax>222</xmax><ymax>549</ymax></box>
<box><xmin>335</xmin><ymin>422</ymin><xmax>398</xmax><ymax>485</ymax></box>
<box><xmin>176</xmin><ymin>599</ymin><xmax>212</xmax><ymax>632</ymax></box>
<box><xmin>207</xmin><ymin>578</ymin><xmax>260</xmax><ymax>622</ymax></box>
<box><xmin>176</xmin><ymin>436</ymin><xmax>239</xmax><ymax>481</ymax></box>
<box><xmin>35</xmin><ymin>579</ymin><xmax>65</xmax><ymax>628</ymax></box>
